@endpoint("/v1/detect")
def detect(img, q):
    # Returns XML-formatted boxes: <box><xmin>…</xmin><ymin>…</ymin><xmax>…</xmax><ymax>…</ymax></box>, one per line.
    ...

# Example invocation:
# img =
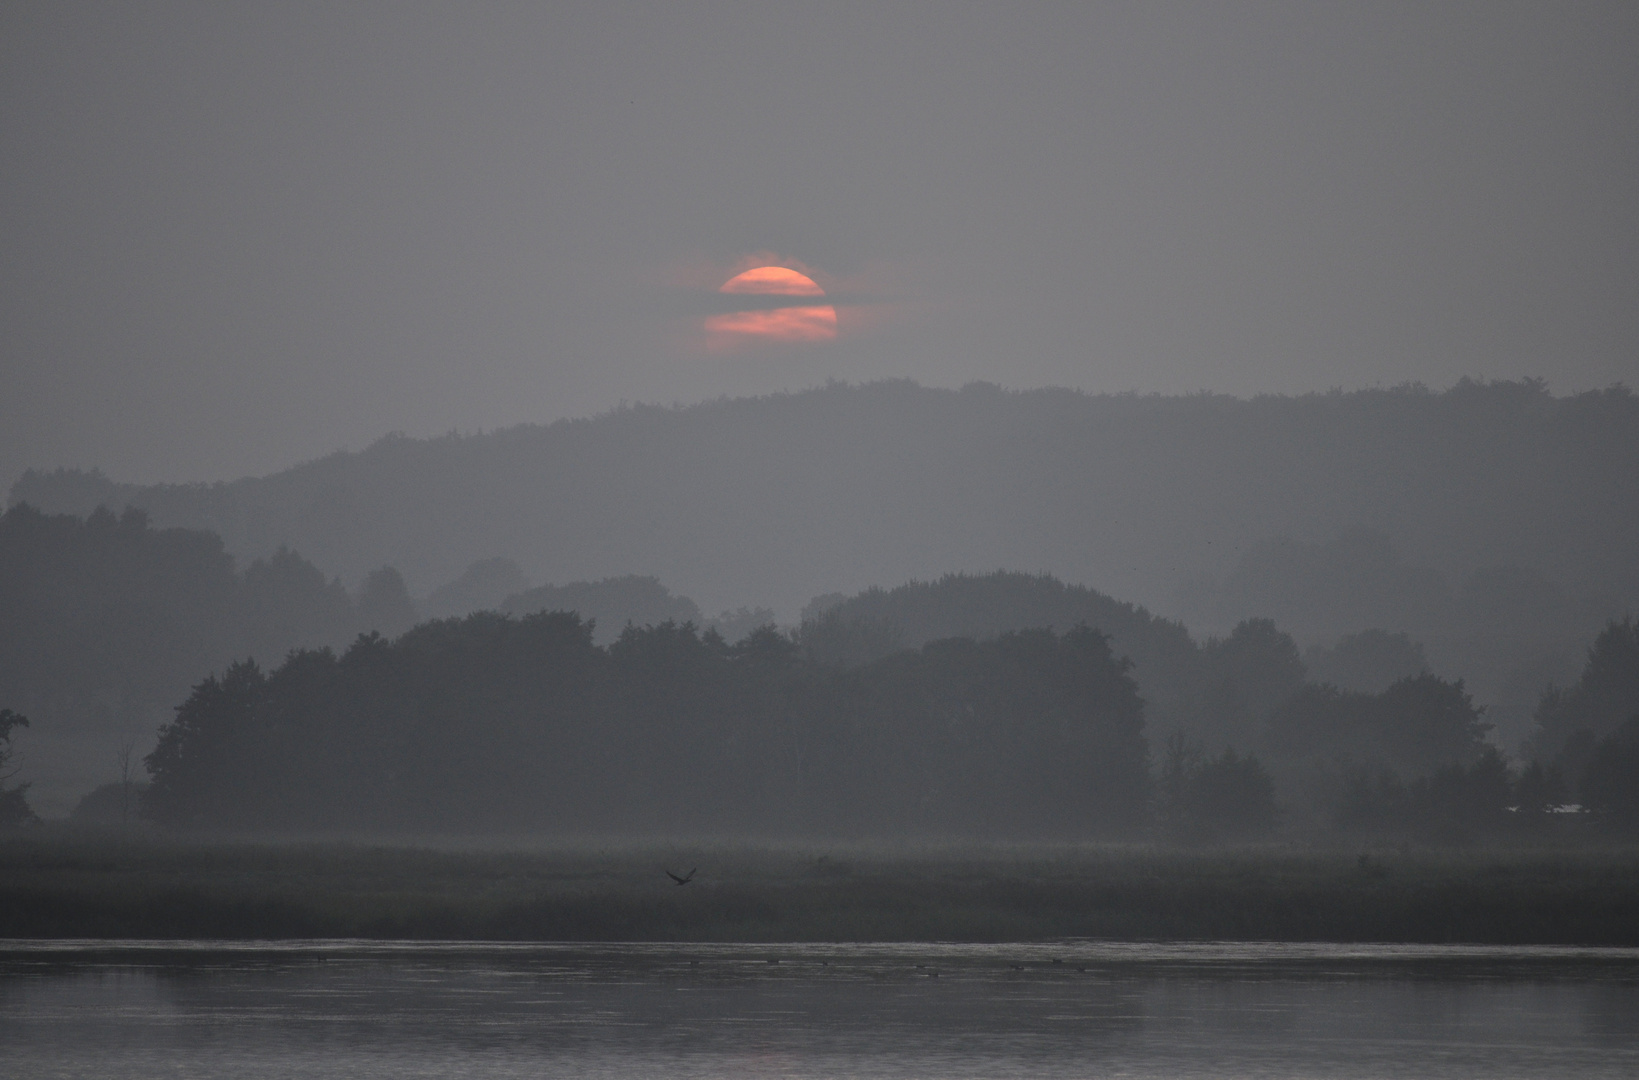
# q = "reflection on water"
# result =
<box><xmin>4</xmin><ymin>941</ymin><xmax>1637</xmax><ymax>1078</ymax></box>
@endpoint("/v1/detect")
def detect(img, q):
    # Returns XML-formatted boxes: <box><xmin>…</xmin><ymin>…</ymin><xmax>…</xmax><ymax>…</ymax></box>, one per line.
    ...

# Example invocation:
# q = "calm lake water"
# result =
<box><xmin>3</xmin><ymin>940</ymin><xmax>1636</xmax><ymax>1078</ymax></box>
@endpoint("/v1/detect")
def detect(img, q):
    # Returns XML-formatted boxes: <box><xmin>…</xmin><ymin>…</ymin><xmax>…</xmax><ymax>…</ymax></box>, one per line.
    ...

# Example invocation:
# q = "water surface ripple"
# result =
<box><xmin>4</xmin><ymin>941</ymin><xmax>1636</xmax><ymax>1078</ymax></box>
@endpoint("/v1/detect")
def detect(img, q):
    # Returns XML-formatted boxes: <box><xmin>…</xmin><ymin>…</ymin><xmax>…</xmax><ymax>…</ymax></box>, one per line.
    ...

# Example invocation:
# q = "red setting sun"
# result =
<box><xmin>704</xmin><ymin>266</ymin><xmax>838</xmax><ymax>349</ymax></box>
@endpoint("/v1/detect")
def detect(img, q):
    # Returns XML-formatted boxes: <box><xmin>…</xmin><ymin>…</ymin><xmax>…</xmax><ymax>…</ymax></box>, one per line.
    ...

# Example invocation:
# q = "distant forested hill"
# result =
<box><xmin>793</xmin><ymin>571</ymin><xmax>1493</xmax><ymax>787</ymax></box>
<box><xmin>502</xmin><ymin>575</ymin><xmax>704</xmax><ymax>646</ymax></box>
<box><xmin>799</xmin><ymin>572</ymin><xmax>1203</xmax><ymax>732</ymax></box>
<box><xmin>12</xmin><ymin>379</ymin><xmax>1636</xmax><ymax>633</ymax></box>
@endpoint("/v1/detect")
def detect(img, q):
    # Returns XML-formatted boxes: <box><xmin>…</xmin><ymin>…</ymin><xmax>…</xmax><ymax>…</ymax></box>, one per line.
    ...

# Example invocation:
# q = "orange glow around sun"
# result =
<box><xmin>705</xmin><ymin>266</ymin><xmax>838</xmax><ymax>348</ymax></box>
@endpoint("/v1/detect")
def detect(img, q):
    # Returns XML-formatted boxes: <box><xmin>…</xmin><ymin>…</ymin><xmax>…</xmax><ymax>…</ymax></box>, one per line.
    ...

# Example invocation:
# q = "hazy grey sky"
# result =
<box><xmin>3</xmin><ymin>1</ymin><xmax>1635</xmax><ymax>487</ymax></box>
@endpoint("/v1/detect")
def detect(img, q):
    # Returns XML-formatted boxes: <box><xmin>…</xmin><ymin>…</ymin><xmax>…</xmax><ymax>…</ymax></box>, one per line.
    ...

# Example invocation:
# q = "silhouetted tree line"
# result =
<box><xmin>0</xmin><ymin>708</ymin><xmax>34</xmax><ymax>825</ymax></box>
<box><xmin>1180</xmin><ymin>526</ymin><xmax>1625</xmax><ymax>747</ymax></box>
<box><xmin>501</xmin><ymin>575</ymin><xmax>704</xmax><ymax>645</ymax></box>
<box><xmin>428</xmin><ymin>558</ymin><xmax>775</xmax><ymax>645</ymax></box>
<box><xmin>129</xmin><ymin>563</ymin><xmax>1639</xmax><ymax>840</ymax></box>
<box><xmin>1157</xmin><ymin>737</ymin><xmax>1278</xmax><ymax>842</ymax></box>
<box><xmin>801</xmin><ymin>572</ymin><xmax>1203</xmax><ymax>732</ymax></box>
<box><xmin>1287</xmin><ymin>620</ymin><xmax>1639</xmax><ymax>840</ymax></box>
<box><xmin>1150</xmin><ymin>660</ymin><xmax>1509</xmax><ymax>842</ymax></box>
<box><xmin>810</xmin><ymin>576</ymin><xmax>1639</xmax><ymax>838</ymax></box>
<box><xmin>9</xmin><ymin>500</ymin><xmax>1634</xmax><ymax>839</ymax></box>
<box><xmin>807</xmin><ymin>583</ymin><xmax>1491</xmax><ymax>808</ymax></box>
<box><xmin>1527</xmin><ymin>620</ymin><xmax>1639</xmax><ymax>769</ymax></box>
<box><xmin>143</xmin><ymin>616</ymin><xmax>1149</xmax><ymax>837</ymax></box>
<box><xmin>1523</xmin><ymin>620</ymin><xmax>1639</xmax><ymax>827</ymax></box>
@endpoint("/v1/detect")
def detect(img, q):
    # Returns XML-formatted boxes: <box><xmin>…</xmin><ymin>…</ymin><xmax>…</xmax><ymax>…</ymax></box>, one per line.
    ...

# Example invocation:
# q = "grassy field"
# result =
<box><xmin>3</xmin><ymin>829</ymin><xmax>1638</xmax><ymax>944</ymax></box>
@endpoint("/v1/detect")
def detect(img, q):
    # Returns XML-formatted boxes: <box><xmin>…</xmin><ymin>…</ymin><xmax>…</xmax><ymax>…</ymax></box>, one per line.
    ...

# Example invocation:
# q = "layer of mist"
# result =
<box><xmin>15</xmin><ymin>380</ymin><xmax>1635</xmax><ymax>622</ymax></box>
<box><xmin>4</xmin><ymin>380</ymin><xmax>1636</xmax><ymax>832</ymax></box>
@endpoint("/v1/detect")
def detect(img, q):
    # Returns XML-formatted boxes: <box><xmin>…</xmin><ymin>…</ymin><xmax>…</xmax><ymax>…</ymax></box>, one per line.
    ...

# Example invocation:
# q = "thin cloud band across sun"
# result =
<box><xmin>704</xmin><ymin>265</ymin><xmax>838</xmax><ymax>349</ymax></box>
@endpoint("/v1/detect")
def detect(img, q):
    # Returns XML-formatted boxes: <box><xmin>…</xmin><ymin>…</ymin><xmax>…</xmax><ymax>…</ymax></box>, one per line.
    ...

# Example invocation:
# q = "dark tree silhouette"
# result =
<box><xmin>1160</xmin><ymin>738</ymin><xmax>1278</xmax><ymax>841</ymax></box>
<box><xmin>1579</xmin><ymin>717</ymin><xmax>1639</xmax><ymax>828</ymax></box>
<box><xmin>1529</xmin><ymin>619</ymin><xmax>1639</xmax><ymax>763</ymax></box>
<box><xmin>1411</xmin><ymin>746</ymin><xmax>1514</xmax><ymax>839</ymax></box>
<box><xmin>1263</xmin><ymin>673</ymin><xmax>1489</xmax><ymax>775</ymax></box>
<box><xmin>0</xmin><ymin>708</ymin><xmax>36</xmax><ymax>826</ymax></box>
<box><xmin>1511</xmin><ymin>759</ymin><xmax>1568</xmax><ymax>815</ymax></box>
<box><xmin>1372</xmin><ymin>673</ymin><xmax>1492</xmax><ymax>773</ymax></box>
<box><xmin>1198</xmin><ymin>618</ymin><xmax>1307</xmax><ymax>750</ymax></box>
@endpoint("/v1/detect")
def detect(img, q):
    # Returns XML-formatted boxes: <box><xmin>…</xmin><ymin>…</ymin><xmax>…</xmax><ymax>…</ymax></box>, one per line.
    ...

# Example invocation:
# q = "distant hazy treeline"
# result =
<box><xmin>13</xmin><ymin>379</ymin><xmax>1636</xmax><ymax>623</ymax></box>
<box><xmin>0</xmin><ymin>503</ymin><xmax>416</xmax><ymax>811</ymax></box>
<box><xmin>135</xmin><ymin>604</ymin><xmax>1639</xmax><ymax>839</ymax></box>
<box><xmin>5</xmin><ymin>503</ymin><xmax>1635</xmax><ymax>835</ymax></box>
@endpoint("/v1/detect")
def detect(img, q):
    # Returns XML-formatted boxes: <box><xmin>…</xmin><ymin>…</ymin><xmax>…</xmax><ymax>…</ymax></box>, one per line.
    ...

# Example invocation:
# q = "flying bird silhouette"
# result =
<box><xmin>665</xmin><ymin>867</ymin><xmax>697</xmax><ymax>886</ymax></box>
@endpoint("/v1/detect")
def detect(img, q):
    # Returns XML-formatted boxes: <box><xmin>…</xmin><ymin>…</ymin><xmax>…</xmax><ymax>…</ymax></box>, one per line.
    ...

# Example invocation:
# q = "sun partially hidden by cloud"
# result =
<box><xmin>719</xmin><ymin>265</ymin><xmax>827</xmax><ymax>298</ymax></box>
<box><xmin>705</xmin><ymin>266</ymin><xmax>838</xmax><ymax>349</ymax></box>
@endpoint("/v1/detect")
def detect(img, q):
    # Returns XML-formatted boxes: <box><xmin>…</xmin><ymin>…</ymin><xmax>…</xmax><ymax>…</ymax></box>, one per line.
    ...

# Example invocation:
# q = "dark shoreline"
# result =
<box><xmin>5</xmin><ymin>833</ymin><xmax>1637</xmax><ymax>946</ymax></box>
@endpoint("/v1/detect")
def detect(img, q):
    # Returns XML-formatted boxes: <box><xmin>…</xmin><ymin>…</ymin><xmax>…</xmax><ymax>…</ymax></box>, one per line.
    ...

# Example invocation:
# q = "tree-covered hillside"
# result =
<box><xmin>799</xmin><ymin>571</ymin><xmax>1201</xmax><ymax>732</ymax></box>
<box><xmin>13</xmin><ymin>379</ymin><xmax>1635</xmax><ymax>624</ymax></box>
